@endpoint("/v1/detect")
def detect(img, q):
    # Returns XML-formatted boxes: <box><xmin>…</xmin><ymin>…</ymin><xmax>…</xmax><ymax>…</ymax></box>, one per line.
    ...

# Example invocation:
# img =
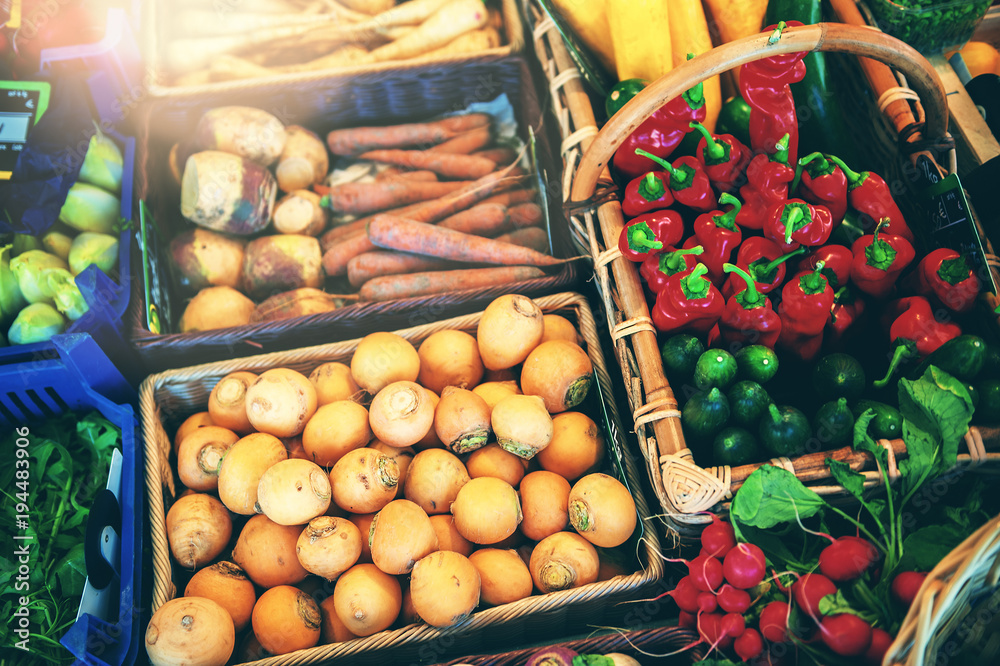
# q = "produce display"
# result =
<box><xmin>157</xmin><ymin>0</ymin><xmax>507</xmax><ymax>85</ymax></box>
<box><xmin>164</xmin><ymin>103</ymin><xmax>556</xmax><ymax>333</ymax></box>
<box><xmin>0</xmin><ymin>130</ymin><xmax>125</xmax><ymax>346</ymax></box>
<box><xmin>149</xmin><ymin>293</ymin><xmax>642</xmax><ymax>665</ymax></box>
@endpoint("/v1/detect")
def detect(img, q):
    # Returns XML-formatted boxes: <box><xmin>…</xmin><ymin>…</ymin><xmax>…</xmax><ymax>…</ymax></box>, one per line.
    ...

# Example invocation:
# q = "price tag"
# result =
<box><xmin>0</xmin><ymin>80</ymin><xmax>51</xmax><ymax>180</ymax></box>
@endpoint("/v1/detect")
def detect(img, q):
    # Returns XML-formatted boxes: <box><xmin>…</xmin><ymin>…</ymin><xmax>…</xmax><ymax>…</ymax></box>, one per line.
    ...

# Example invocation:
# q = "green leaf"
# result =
<box><xmin>826</xmin><ymin>458</ymin><xmax>866</xmax><ymax>500</ymax></box>
<box><xmin>899</xmin><ymin>366</ymin><xmax>974</xmax><ymax>468</ymax></box>
<box><xmin>695</xmin><ymin>660</ymin><xmax>741</xmax><ymax>666</ymax></box>
<box><xmin>53</xmin><ymin>544</ymin><xmax>87</xmax><ymax>598</ymax></box>
<box><xmin>853</xmin><ymin>409</ymin><xmax>887</xmax><ymax>466</ymax></box>
<box><xmin>818</xmin><ymin>589</ymin><xmax>876</xmax><ymax>621</ymax></box>
<box><xmin>899</xmin><ymin>523</ymin><xmax>970</xmax><ymax>572</ymax></box>
<box><xmin>732</xmin><ymin>465</ymin><xmax>827</xmax><ymax>530</ymax></box>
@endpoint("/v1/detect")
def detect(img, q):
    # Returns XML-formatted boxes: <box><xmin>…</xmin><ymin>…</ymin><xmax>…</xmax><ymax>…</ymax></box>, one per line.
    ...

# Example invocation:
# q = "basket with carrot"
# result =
<box><xmin>528</xmin><ymin>8</ymin><xmax>1000</xmax><ymax>541</ymax></box>
<box><xmin>130</xmin><ymin>63</ymin><xmax>580</xmax><ymax>371</ymax></box>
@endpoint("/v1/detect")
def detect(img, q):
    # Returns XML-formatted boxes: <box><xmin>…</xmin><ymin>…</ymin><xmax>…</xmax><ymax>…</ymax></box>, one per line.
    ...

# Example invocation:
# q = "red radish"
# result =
<box><xmin>864</xmin><ymin>627</ymin><xmax>894</xmax><ymax>665</ymax></box>
<box><xmin>721</xmin><ymin>613</ymin><xmax>745</xmax><ymax>638</ymax></box>
<box><xmin>722</xmin><ymin>543</ymin><xmax>766</xmax><ymax>589</ymax></box>
<box><xmin>891</xmin><ymin>571</ymin><xmax>927</xmax><ymax>607</ymax></box>
<box><xmin>700</xmin><ymin>516</ymin><xmax>737</xmax><ymax>558</ymax></box>
<box><xmin>819</xmin><ymin>536</ymin><xmax>880</xmax><ymax>582</ymax></box>
<box><xmin>679</xmin><ymin>610</ymin><xmax>696</xmax><ymax>629</ymax></box>
<box><xmin>819</xmin><ymin>614</ymin><xmax>873</xmax><ymax>656</ymax></box>
<box><xmin>717</xmin><ymin>584</ymin><xmax>751</xmax><ymax>614</ymax></box>
<box><xmin>697</xmin><ymin>613</ymin><xmax>733</xmax><ymax>651</ymax></box>
<box><xmin>759</xmin><ymin>601</ymin><xmax>792</xmax><ymax>643</ymax></box>
<box><xmin>689</xmin><ymin>555</ymin><xmax>725</xmax><ymax>592</ymax></box>
<box><xmin>791</xmin><ymin>572</ymin><xmax>837</xmax><ymax>619</ymax></box>
<box><xmin>697</xmin><ymin>591</ymin><xmax>718</xmax><ymax>613</ymax></box>
<box><xmin>667</xmin><ymin>576</ymin><xmax>701</xmax><ymax>613</ymax></box>
<box><xmin>734</xmin><ymin>627</ymin><xmax>764</xmax><ymax>661</ymax></box>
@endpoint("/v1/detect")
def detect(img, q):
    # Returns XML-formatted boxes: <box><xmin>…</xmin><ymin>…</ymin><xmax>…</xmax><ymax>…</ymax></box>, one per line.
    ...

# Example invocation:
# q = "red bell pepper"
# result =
<box><xmin>714</xmin><ymin>262</ymin><xmax>782</xmax><ymax>349</ymax></box>
<box><xmin>850</xmin><ymin>219</ymin><xmax>916</xmax><ymax>299</ymax></box>
<box><xmin>640</xmin><ymin>246</ymin><xmax>704</xmax><ymax>293</ymax></box>
<box><xmin>911</xmin><ymin>248</ymin><xmax>981</xmax><ymax>313</ymax></box>
<box><xmin>612</xmin><ymin>79</ymin><xmax>707</xmax><ymax>182</ymax></box>
<box><xmin>739</xmin><ymin>21</ymin><xmax>808</xmax><ymax>165</ymax></box>
<box><xmin>873</xmin><ymin>296</ymin><xmax>962</xmax><ymax>388</ymax></box>
<box><xmin>763</xmin><ymin>199</ymin><xmax>835</xmax><ymax>252</ymax></box>
<box><xmin>652</xmin><ymin>263</ymin><xmax>725</xmax><ymax>334</ymax></box>
<box><xmin>617</xmin><ymin>209</ymin><xmax>685</xmax><ymax>262</ymax></box>
<box><xmin>721</xmin><ymin>237</ymin><xmax>806</xmax><ymax>298</ymax></box>
<box><xmin>621</xmin><ymin>170</ymin><xmax>675</xmax><ymax>217</ymax></box>
<box><xmin>792</xmin><ymin>152</ymin><xmax>849</xmax><ymax>225</ymax></box>
<box><xmin>827</xmin><ymin>286</ymin><xmax>867</xmax><ymax>348</ymax></box>
<box><xmin>776</xmin><ymin>262</ymin><xmax>835</xmax><ymax>361</ymax></box>
<box><xmin>681</xmin><ymin>192</ymin><xmax>742</xmax><ymax>285</ymax></box>
<box><xmin>825</xmin><ymin>154</ymin><xmax>915</xmax><ymax>244</ymax></box>
<box><xmin>635</xmin><ymin>149</ymin><xmax>715</xmax><ymax>213</ymax></box>
<box><xmin>735</xmin><ymin>134</ymin><xmax>795</xmax><ymax>230</ymax></box>
<box><xmin>688</xmin><ymin>121</ymin><xmax>752</xmax><ymax>193</ymax></box>
<box><xmin>795</xmin><ymin>244</ymin><xmax>853</xmax><ymax>290</ymax></box>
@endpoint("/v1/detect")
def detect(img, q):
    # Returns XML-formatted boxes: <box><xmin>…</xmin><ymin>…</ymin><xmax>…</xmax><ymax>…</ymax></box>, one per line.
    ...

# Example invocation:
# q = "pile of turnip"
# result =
<box><xmin>146</xmin><ymin>294</ymin><xmax>641</xmax><ymax>666</ymax></box>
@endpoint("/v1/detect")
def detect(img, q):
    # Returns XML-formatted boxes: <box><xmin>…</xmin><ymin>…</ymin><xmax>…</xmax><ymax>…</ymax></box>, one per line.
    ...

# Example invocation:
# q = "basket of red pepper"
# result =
<box><xmin>553</xmin><ymin>19</ymin><xmax>1000</xmax><ymax>540</ymax></box>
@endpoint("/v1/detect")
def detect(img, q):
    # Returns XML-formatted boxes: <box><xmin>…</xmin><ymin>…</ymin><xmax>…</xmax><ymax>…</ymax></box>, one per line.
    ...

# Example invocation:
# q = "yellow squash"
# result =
<box><xmin>607</xmin><ymin>0</ymin><xmax>673</xmax><ymax>83</ymax></box>
<box><xmin>668</xmin><ymin>0</ymin><xmax>722</xmax><ymax>131</ymax></box>
<box><xmin>549</xmin><ymin>0</ymin><xmax>616</xmax><ymax>74</ymax></box>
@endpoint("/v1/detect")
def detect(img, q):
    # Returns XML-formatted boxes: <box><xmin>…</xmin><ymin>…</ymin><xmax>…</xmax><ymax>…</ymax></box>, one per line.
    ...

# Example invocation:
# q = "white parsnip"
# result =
<box><xmin>369</xmin><ymin>0</ymin><xmax>490</xmax><ymax>62</ymax></box>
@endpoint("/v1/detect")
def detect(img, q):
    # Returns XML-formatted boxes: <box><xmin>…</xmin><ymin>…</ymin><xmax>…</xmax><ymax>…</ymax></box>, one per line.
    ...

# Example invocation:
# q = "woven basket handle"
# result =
<box><xmin>569</xmin><ymin>22</ymin><xmax>948</xmax><ymax>202</ymax></box>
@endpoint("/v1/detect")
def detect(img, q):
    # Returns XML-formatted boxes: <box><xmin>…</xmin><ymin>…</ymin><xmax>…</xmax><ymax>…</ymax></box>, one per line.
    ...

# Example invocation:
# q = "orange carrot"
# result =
<box><xmin>437</xmin><ymin>203</ymin><xmax>509</xmax><ymax>235</ymax></box>
<box><xmin>359</xmin><ymin>266</ymin><xmax>546</xmax><ymax>302</ymax></box>
<box><xmin>427</xmin><ymin>126</ymin><xmax>492</xmax><ymax>154</ymax></box>
<box><xmin>374</xmin><ymin>168</ymin><xmax>439</xmax><ymax>182</ymax></box>
<box><xmin>508</xmin><ymin>202</ymin><xmax>544</xmax><ymax>229</ymax></box>
<box><xmin>367</xmin><ymin>215</ymin><xmax>562</xmax><ymax>266</ymax></box>
<box><xmin>493</xmin><ymin>227</ymin><xmax>550</xmax><ymax>253</ymax></box>
<box><xmin>347</xmin><ymin>251</ymin><xmax>460</xmax><ymax>287</ymax></box>
<box><xmin>326</xmin><ymin>113</ymin><xmax>491</xmax><ymax>155</ymax></box>
<box><xmin>322</xmin><ymin>232</ymin><xmax>376</xmax><ymax>277</ymax></box>
<box><xmin>322</xmin><ymin>179</ymin><xmax>470</xmax><ymax>215</ymax></box>
<box><xmin>479</xmin><ymin>188</ymin><xmax>537</xmax><ymax>207</ymax></box>
<box><xmin>358</xmin><ymin>150</ymin><xmax>497</xmax><ymax>180</ymax></box>
<box><xmin>473</xmin><ymin>147</ymin><xmax>517</xmax><ymax>165</ymax></box>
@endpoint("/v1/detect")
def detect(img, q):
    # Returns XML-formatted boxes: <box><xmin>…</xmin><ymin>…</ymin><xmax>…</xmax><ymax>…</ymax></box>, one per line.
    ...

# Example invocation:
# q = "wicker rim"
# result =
<box><xmin>139</xmin><ymin>0</ymin><xmax>526</xmax><ymax>98</ymax></box>
<box><xmin>139</xmin><ymin>291</ymin><xmax>666</xmax><ymax>666</ymax></box>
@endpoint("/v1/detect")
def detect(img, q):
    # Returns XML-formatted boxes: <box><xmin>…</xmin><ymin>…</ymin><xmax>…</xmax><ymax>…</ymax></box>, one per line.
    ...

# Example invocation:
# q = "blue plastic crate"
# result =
<box><xmin>0</xmin><ymin>333</ymin><xmax>141</xmax><ymax>666</ymax></box>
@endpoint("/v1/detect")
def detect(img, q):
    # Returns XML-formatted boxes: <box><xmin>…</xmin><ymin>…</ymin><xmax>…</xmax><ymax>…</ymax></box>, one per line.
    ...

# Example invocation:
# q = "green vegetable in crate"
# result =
<box><xmin>180</xmin><ymin>151</ymin><xmax>278</xmax><ymax>235</ymax></box>
<box><xmin>693</xmin><ymin>348</ymin><xmax>738</xmax><ymax>390</ymax></box>
<box><xmin>715</xmin><ymin>95</ymin><xmax>752</xmax><ymax>151</ymax></box>
<box><xmin>812</xmin><ymin>397</ymin><xmax>855</xmax><ymax>450</ymax></box>
<box><xmin>727</xmin><ymin>380</ymin><xmax>773</xmax><ymax>429</ymax></box>
<box><xmin>660</xmin><ymin>333</ymin><xmax>705</xmax><ymax>381</ymax></box>
<box><xmin>9</xmin><ymin>250</ymin><xmax>70</xmax><ymax>303</ymax></box>
<box><xmin>974</xmin><ymin>379</ymin><xmax>1000</xmax><ymax>424</ymax></box>
<box><xmin>78</xmin><ymin>126</ymin><xmax>124</xmax><ymax>194</ymax></box>
<box><xmin>682</xmin><ymin>387</ymin><xmax>730</xmax><ymax>444</ymax></box>
<box><xmin>0</xmin><ymin>244</ymin><xmax>27</xmax><ymax>325</ymax></box>
<box><xmin>982</xmin><ymin>345</ymin><xmax>1000</xmax><ymax>379</ymax></box>
<box><xmin>734</xmin><ymin>344</ymin><xmax>779</xmax><ymax>384</ymax></box>
<box><xmin>68</xmin><ymin>232</ymin><xmax>119</xmax><ymax>276</ymax></box>
<box><xmin>907</xmin><ymin>334</ymin><xmax>986</xmax><ymax>383</ymax></box>
<box><xmin>58</xmin><ymin>181</ymin><xmax>121</xmax><ymax>234</ymax></box>
<box><xmin>45</xmin><ymin>269</ymin><xmax>90</xmax><ymax>321</ymax></box>
<box><xmin>812</xmin><ymin>352</ymin><xmax>866</xmax><ymax>401</ymax></box>
<box><xmin>759</xmin><ymin>404</ymin><xmax>811</xmax><ymax>457</ymax></box>
<box><xmin>713</xmin><ymin>426</ymin><xmax>761</xmax><ymax>467</ymax></box>
<box><xmin>605</xmin><ymin>78</ymin><xmax>648</xmax><ymax>117</ymax></box>
<box><xmin>8</xmin><ymin>302</ymin><xmax>67</xmax><ymax>344</ymax></box>
<box><xmin>851</xmin><ymin>400</ymin><xmax>903</xmax><ymax>440</ymax></box>
<box><xmin>42</xmin><ymin>229</ymin><xmax>74</xmax><ymax>262</ymax></box>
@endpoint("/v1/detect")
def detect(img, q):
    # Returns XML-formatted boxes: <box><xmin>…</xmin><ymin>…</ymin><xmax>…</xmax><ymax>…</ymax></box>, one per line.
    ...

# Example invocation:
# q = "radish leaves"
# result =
<box><xmin>730</xmin><ymin>465</ymin><xmax>825</xmax><ymax>531</ymax></box>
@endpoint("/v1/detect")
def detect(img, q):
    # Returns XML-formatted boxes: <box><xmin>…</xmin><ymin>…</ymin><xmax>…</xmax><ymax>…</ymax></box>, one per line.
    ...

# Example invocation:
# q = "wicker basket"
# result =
<box><xmin>139</xmin><ymin>291</ymin><xmax>667</xmax><ymax>666</ymax></box>
<box><xmin>529</xmin><ymin>19</ymin><xmax>1000</xmax><ymax>537</ymax></box>
<box><xmin>138</xmin><ymin>0</ymin><xmax>525</xmax><ymax>99</ymax></box>
<box><xmin>129</xmin><ymin>54</ymin><xmax>580</xmax><ymax>373</ymax></box>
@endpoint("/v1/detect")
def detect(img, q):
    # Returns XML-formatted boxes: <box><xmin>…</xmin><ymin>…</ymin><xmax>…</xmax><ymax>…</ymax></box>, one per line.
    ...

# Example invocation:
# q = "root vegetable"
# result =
<box><xmin>477</xmin><ymin>294</ymin><xmax>544</xmax><ymax>370</ymax></box>
<box><xmin>368</xmin><ymin>381</ymin><xmax>435</xmax><ymax>448</ymax></box>
<box><xmin>417</xmin><ymin>329</ymin><xmax>484</xmax><ymax>394</ymax></box>
<box><xmin>249</xmin><ymin>287</ymin><xmax>339</xmax><ymax>323</ymax></box>
<box><xmin>434</xmin><ymin>386</ymin><xmax>491</xmax><ymax>454</ymax></box>
<box><xmin>471</xmin><ymin>380</ymin><xmax>521</xmax><ymax>410</ymax></box>
<box><xmin>520</xmin><ymin>340</ymin><xmax>593</xmax><ymax>413</ymax></box>
<box><xmin>194</xmin><ymin>106</ymin><xmax>287</xmax><ymax>167</ymax></box>
<box><xmin>367</xmin><ymin>441</ymin><xmax>414</xmax><ymax>491</ymax></box>
<box><xmin>491</xmin><ymin>394</ymin><xmax>553</xmax><ymax>460</ymax></box>
<box><xmin>348</xmin><ymin>513</ymin><xmax>376</xmax><ymax>563</ymax></box>
<box><xmin>169</xmin><ymin>228</ymin><xmax>246</xmax><ymax>292</ymax></box>
<box><xmin>173</xmin><ymin>411</ymin><xmax>214</xmax><ymax>454</ymax></box>
<box><xmin>180</xmin><ymin>151</ymin><xmax>277</xmax><ymax>235</ymax></box>
<box><xmin>295</xmin><ymin>516</ymin><xmax>362</xmax><ymax>581</ymax></box>
<box><xmin>309</xmin><ymin>361</ymin><xmax>361</xmax><ymax>405</ymax></box>
<box><xmin>399</xmin><ymin>584</ymin><xmax>421</xmax><ymax>626</ymax></box>
<box><xmin>166</xmin><ymin>493</ymin><xmax>232</xmax><ymax>570</ymax></box>
<box><xmin>529</xmin><ymin>532</ymin><xmax>600</xmax><ymax>593</ymax></box>
<box><xmin>251</xmin><ymin>585</ymin><xmax>322</xmax><ymax>655</ymax></box>
<box><xmin>184</xmin><ymin>561</ymin><xmax>256</xmax><ymax>633</ymax></box>
<box><xmin>450</xmin><ymin>476</ymin><xmax>522</xmax><ymax>545</ymax></box>
<box><xmin>351</xmin><ymin>331</ymin><xmax>420</xmax><ymax>394</ymax></box>
<box><xmin>232</xmin><ymin>514</ymin><xmax>309</xmax><ymax>588</ymax></box>
<box><xmin>302</xmin><ymin>400</ymin><xmax>372</xmax><ymax>466</ymax></box>
<box><xmin>326</xmin><ymin>113</ymin><xmax>490</xmax><ymax>156</ymax></box>
<box><xmin>207</xmin><ymin>371</ymin><xmax>257</xmax><ymax>434</ymax></box>
<box><xmin>367</xmin><ymin>0</ymin><xmax>490</xmax><ymax>63</ymax></box>
<box><xmin>178</xmin><ymin>286</ymin><xmax>256</xmax><ymax>333</ymax></box>
<box><xmin>245</xmin><ymin>368</ymin><xmax>318</xmax><ymax>438</ymax></box>
<box><xmin>465</xmin><ymin>443</ymin><xmax>525</xmax><ymax>487</ymax></box>
<box><xmin>723</xmin><ymin>543</ymin><xmax>767</xmax><ymax>590</ymax></box>
<box><xmin>241</xmin><ymin>234</ymin><xmax>323</xmax><ymax>299</ymax></box>
<box><xmin>468</xmin><ymin>548</ymin><xmax>533</xmax><ymax>606</ymax></box>
<box><xmin>218</xmin><ymin>432</ymin><xmax>288</xmax><ymax>515</ymax></box>
<box><xmin>413</xmin><ymin>389</ymin><xmax>444</xmax><ymax>450</ymax></box>
<box><xmin>541</xmin><ymin>313</ymin><xmax>582</xmax><ymax>345</ymax></box>
<box><xmin>177</xmin><ymin>426</ymin><xmax>239</xmax><ymax>492</ymax></box>
<box><xmin>319</xmin><ymin>595</ymin><xmax>361</xmax><ymax>644</ymax></box>
<box><xmin>519</xmin><ymin>471</ymin><xmax>571</xmax><ymax>541</ymax></box>
<box><xmin>358</xmin><ymin>149</ymin><xmax>496</xmax><ymax>179</ymax></box>
<box><xmin>359</xmin><ymin>266</ymin><xmax>545</xmax><ymax>302</ymax></box>
<box><xmin>404</xmin><ymin>448</ymin><xmax>470</xmax><ymax>514</ymax></box>
<box><xmin>369</xmin><ymin>499</ymin><xmax>438</xmax><ymax>575</ymax></box>
<box><xmin>273</xmin><ymin>190</ymin><xmax>328</xmax><ymax>236</ymax></box>
<box><xmin>428</xmin><ymin>514</ymin><xmax>474</xmax><ymax>556</ymax></box>
<box><xmin>536</xmin><ymin>412</ymin><xmax>604</xmax><ymax>481</ymax></box>
<box><xmin>567</xmin><ymin>473</ymin><xmax>637</xmax><ymax>548</ymax></box>
<box><xmin>409</xmin><ymin>550</ymin><xmax>481</xmax><ymax>628</ymax></box>
<box><xmin>276</xmin><ymin>125</ymin><xmax>329</xmax><ymax>193</ymax></box>
<box><xmin>332</xmin><ymin>563</ymin><xmax>402</xmax><ymax>636</ymax></box>
<box><xmin>329</xmin><ymin>448</ymin><xmax>400</xmax><ymax>513</ymax></box>
<box><xmin>145</xmin><ymin>597</ymin><xmax>234</xmax><ymax>666</ymax></box>
<box><xmin>257</xmin><ymin>458</ymin><xmax>332</xmax><ymax>525</ymax></box>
